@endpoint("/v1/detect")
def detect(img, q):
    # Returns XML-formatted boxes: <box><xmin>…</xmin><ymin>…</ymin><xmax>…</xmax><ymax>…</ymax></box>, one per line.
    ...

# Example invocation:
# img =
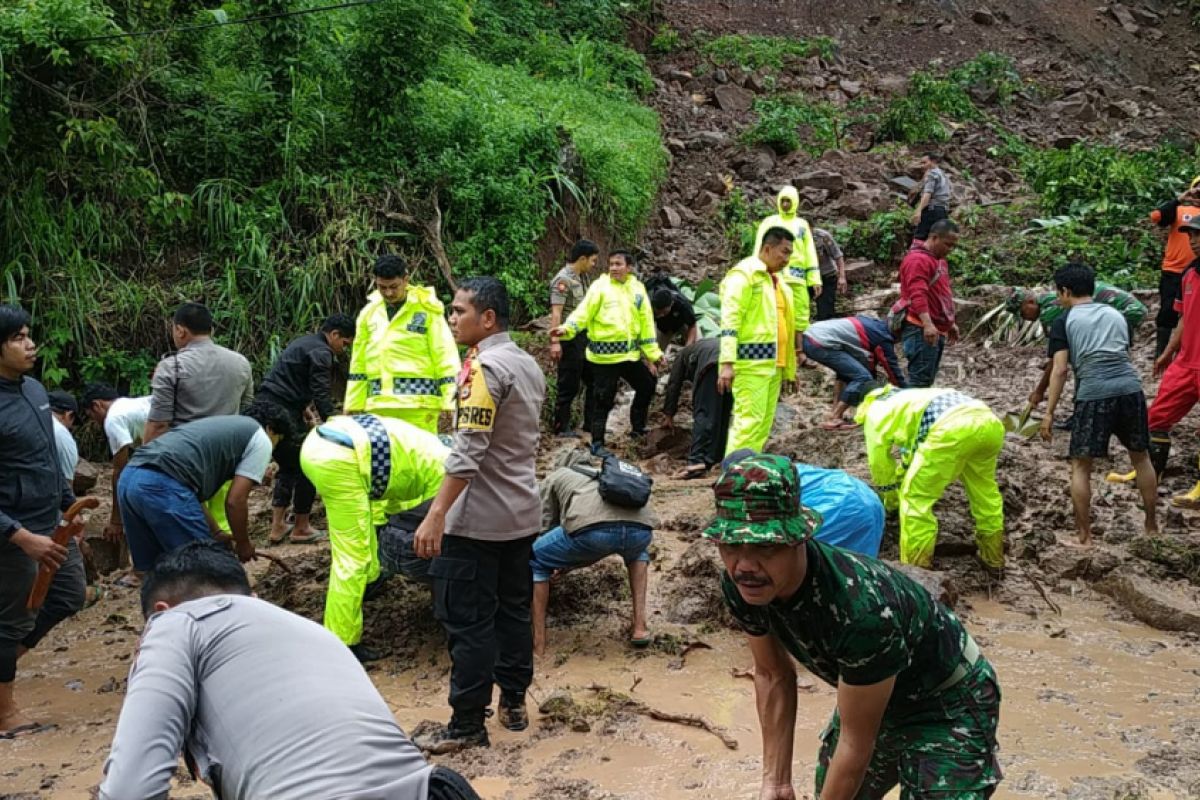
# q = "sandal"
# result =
<box><xmin>630</xmin><ymin>635</ymin><xmax>652</xmax><ymax>649</ymax></box>
<box><xmin>83</xmin><ymin>585</ymin><xmax>104</xmax><ymax>609</ymax></box>
<box><xmin>114</xmin><ymin>573</ymin><xmax>140</xmax><ymax>589</ymax></box>
<box><xmin>288</xmin><ymin>529</ymin><xmax>328</xmax><ymax>545</ymax></box>
<box><xmin>672</xmin><ymin>464</ymin><xmax>709</xmax><ymax>480</ymax></box>
<box><xmin>0</xmin><ymin>722</ymin><xmax>57</xmax><ymax>740</ymax></box>
<box><xmin>268</xmin><ymin>525</ymin><xmax>293</xmax><ymax>546</ymax></box>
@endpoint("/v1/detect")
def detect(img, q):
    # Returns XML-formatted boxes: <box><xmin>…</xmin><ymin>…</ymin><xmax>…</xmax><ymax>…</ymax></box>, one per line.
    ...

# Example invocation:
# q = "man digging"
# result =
<box><xmin>705</xmin><ymin>453</ymin><xmax>1003</xmax><ymax>800</ymax></box>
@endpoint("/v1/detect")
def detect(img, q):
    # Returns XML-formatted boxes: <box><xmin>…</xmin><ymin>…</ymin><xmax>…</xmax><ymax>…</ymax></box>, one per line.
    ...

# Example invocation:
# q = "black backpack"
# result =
<box><xmin>573</xmin><ymin>455</ymin><xmax>653</xmax><ymax>509</ymax></box>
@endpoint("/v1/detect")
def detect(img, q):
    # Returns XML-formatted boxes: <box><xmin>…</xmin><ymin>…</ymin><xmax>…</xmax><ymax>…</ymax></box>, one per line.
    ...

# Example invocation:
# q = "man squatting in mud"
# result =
<box><xmin>707</xmin><ymin>452</ymin><xmax>1002</xmax><ymax>800</ymax></box>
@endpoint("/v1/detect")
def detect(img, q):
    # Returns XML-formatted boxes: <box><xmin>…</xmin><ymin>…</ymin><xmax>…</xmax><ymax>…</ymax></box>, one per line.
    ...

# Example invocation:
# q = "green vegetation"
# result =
<box><xmin>0</xmin><ymin>0</ymin><xmax>665</xmax><ymax>389</ymax></box>
<box><xmin>716</xmin><ymin>189</ymin><xmax>773</xmax><ymax>258</ymax></box>
<box><xmin>699</xmin><ymin>33</ymin><xmax>835</xmax><ymax>71</ymax></box>
<box><xmin>877</xmin><ymin>53</ymin><xmax>1020</xmax><ymax>143</ymax></box>
<box><xmin>741</xmin><ymin>95</ymin><xmax>857</xmax><ymax>157</ymax></box>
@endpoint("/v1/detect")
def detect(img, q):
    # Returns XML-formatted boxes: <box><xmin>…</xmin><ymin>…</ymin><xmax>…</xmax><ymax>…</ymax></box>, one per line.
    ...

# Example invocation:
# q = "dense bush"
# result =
<box><xmin>0</xmin><ymin>0</ymin><xmax>665</xmax><ymax>389</ymax></box>
<box><xmin>698</xmin><ymin>33</ymin><xmax>835</xmax><ymax>71</ymax></box>
<box><xmin>877</xmin><ymin>53</ymin><xmax>1019</xmax><ymax>144</ymax></box>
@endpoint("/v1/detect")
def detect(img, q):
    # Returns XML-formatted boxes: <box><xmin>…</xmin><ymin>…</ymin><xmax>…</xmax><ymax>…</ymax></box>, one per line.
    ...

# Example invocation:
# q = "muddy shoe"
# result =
<box><xmin>498</xmin><ymin>695</ymin><xmax>529</xmax><ymax>732</ymax></box>
<box><xmin>411</xmin><ymin>719</ymin><xmax>489</xmax><ymax>754</ymax></box>
<box><xmin>363</xmin><ymin>577</ymin><xmax>389</xmax><ymax>602</ymax></box>
<box><xmin>349</xmin><ymin>643</ymin><xmax>385</xmax><ymax>663</ymax></box>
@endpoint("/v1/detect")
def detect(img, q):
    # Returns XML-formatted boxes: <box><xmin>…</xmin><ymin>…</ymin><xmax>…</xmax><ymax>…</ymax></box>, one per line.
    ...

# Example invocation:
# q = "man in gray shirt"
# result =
<box><xmin>118</xmin><ymin>404</ymin><xmax>293</xmax><ymax>571</ymax></box>
<box><xmin>143</xmin><ymin>302</ymin><xmax>253</xmax><ymax>443</ymax></box>
<box><xmin>1041</xmin><ymin>262</ymin><xmax>1157</xmax><ymax>545</ymax></box>
<box><xmin>910</xmin><ymin>152</ymin><xmax>952</xmax><ymax>242</ymax></box>
<box><xmin>413</xmin><ymin>277</ymin><xmax>546</xmax><ymax>754</ymax></box>
<box><xmin>99</xmin><ymin>540</ymin><xmax>481</xmax><ymax>800</ymax></box>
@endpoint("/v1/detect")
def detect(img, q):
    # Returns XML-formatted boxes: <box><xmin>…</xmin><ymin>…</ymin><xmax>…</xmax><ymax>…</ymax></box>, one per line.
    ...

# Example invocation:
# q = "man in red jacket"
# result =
<box><xmin>898</xmin><ymin>219</ymin><xmax>960</xmax><ymax>387</ymax></box>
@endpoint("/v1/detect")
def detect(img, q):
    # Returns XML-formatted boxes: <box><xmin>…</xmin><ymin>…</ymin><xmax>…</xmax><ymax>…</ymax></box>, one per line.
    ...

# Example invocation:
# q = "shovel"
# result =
<box><xmin>1002</xmin><ymin>404</ymin><xmax>1039</xmax><ymax>438</ymax></box>
<box><xmin>27</xmin><ymin>497</ymin><xmax>100</xmax><ymax>611</ymax></box>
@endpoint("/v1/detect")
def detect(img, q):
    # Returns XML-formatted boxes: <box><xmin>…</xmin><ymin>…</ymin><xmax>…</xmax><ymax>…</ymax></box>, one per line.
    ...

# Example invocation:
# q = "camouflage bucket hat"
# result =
<box><xmin>702</xmin><ymin>453</ymin><xmax>823</xmax><ymax>545</ymax></box>
<box><xmin>1003</xmin><ymin>288</ymin><xmax>1031</xmax><ymax>316</ymax></box>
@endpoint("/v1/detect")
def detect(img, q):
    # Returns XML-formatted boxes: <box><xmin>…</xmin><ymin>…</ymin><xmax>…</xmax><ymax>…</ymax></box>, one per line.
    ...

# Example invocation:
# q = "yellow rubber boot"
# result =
<box><xmin>1105</xmin><ymin>469</ymin><xmax>1137</xmax><ymax>484</ymax></box>
<box><xmin>1171</xmin><ymin>481</ymin><xmax>1200</xmax><ymax>510</ymax></box>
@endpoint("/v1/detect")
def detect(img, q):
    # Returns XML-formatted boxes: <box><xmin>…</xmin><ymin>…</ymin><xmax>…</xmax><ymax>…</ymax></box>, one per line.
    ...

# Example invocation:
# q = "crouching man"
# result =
<box><xmin>99</xmin><ymin>540</ymin><xmax>481</xmax><ymax>800</ymax></box>
<box><xmin>532</xmin><ymin>448</ymin><xmax>657</xmax><ymax>655</ymax></box>
<box><xmin>704</xmin><ymin>454</ymin><xmax>1002</xmax><ymax>800</ymax></box>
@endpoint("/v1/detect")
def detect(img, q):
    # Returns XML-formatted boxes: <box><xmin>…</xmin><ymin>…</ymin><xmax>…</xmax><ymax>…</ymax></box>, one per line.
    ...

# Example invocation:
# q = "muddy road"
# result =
<box><xmin>6</xmin><ymin>322</ymin><xmax>1200</xmax><ymax>800</ymax></box>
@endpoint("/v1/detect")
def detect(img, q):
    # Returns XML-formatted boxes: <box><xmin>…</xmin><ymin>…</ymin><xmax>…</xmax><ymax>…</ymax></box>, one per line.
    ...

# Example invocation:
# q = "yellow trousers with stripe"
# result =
<box><xmin>300</xmin><ymin>433</ymin><xmax>379</xmax><ymax>646</ymax></box>
<box><xmin>900</xmin><ymin>405</ymin><xmax>1005</xmax><ymax>569</ymax></box>
<box><xmin>725</xmin><ymin>364</ymin><xmax>783</xmax><ymax>455</ymax></box>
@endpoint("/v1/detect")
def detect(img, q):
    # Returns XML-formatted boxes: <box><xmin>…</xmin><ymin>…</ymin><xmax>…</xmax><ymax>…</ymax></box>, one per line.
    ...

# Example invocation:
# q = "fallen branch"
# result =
<box><xmin>256</xmin><ymin>551</ymin><xmax>294</xmax><ymax>575</ymax></box>
<box><xmin>587</xmin><ymin>684</ymin><xmax>738</xmax><ymax>750</ymax></box>
<box><xmin>1021</xmin><ymin>566</ymin><xmax>1061</xmax><ymax>615</ymax></box>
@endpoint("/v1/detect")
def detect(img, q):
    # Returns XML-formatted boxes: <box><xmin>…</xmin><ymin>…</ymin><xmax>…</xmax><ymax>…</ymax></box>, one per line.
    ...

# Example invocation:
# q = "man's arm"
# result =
<box><xmin>1151</xmin><ymin>199</ymin><xmax>1179</xmax><ymax>228</ymax></box>
<box><xmin>818</xmin><ymin>678</ymin><xmax>896</xmax><ymax>800</ymax></box>
<box><xmin>662</xmin><ymin>348</ymin><xmax>692</xmax><ymax>417</ymax></box>
<box><xmin>548</xmin><ymin>302</ymin><xmax>565</xmax><ymax>363</ymax></box>
<box><xmin>144</xmin><ymin>359</ymin><xmax>176</xmax><ymax>443</ymax></box>
<box><xmin>1040</xmin><ymin>350</ymin><xmax>1071</xmax><ymax>442</ymax></box>
<box><xmin>309</xmin><ymin>346</ymin><xmax>335</xmax><ymax>421</ymax></box>
<box><xmin>224</xmin><ymin>475</ymin><xmax>258</xmax><ymax>562</ymax></box>
<box><xmin>748</xmin><ymin>633</ymin><xmax>798</xmax><ymax>799</ymax></box>
<box><xmin>104</xmin><ymin>447</ymin><xmax>132</xmax><ymax>541</ymax></box>
<box><xmin>540</xmin><ymin>474</ymin><xmax>561</xmax><ymax>532</ymax></box>
<box><xmin>898</xmin><ymin>257</ymin><xmax>939</xmax><ymax>344</ymax></box>
<box><xmin>637</xmin><ymin>289</ymin><xmax>665</xmax><ymax>366</ymax></box>
<box><xmin>1029</xmin><ymin>361</ymin><xmax>1052</xmax><ymax>406</ymax></box>
<box><xmin>344</xmin><ymin>308</ymin><xmax>371</xmax><ymax>414</ymax></box>
<box><xmin>98</xmin><ymin>613</ymin><xmax>198</xmax><ymax>800</ymax></box>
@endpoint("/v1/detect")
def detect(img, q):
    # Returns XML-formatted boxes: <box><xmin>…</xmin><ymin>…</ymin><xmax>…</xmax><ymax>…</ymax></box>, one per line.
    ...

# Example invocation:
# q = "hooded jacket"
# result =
<box><xmin>345</xmin><ymin>285</ymin><xmax>461</xmax><ymax>416</ymax></box>
<box><xmin>0</xmin><ymin>374</ymin><xmax>75</xmax><ymax>539</ymax></box>
<box><xmin>718</xmin><ymin>256</ymin><xmax>797</xmax><ymax>379</ymax></box>
<box><xmin>753</xmin><ymin>186</ymin><xmax>822</xmax><ymax>330</ymax></box>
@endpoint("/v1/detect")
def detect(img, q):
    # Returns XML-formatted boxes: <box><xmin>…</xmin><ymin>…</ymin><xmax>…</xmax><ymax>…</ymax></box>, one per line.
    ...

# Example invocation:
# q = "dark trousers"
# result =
<box><xmin>432</xmin><ymin>534</ymin><xmax>536</xmax><ymax>722</ymax></box>
<box><xmin>901</xmin><ymin>322</ymin><xmax>945</xmax><ymax>388</ymax></box>
<box><xmin>553</xmin><ymin>335</ymin><xmax>594</xmax><ymax>434</ymax></box>
<box><xmin>913</xmin><ymin>206</ymin><xmax>949</xmax><ymax>241</ymax></box>
<box><xmin>591</xmin><ymin>360</ymin><xmax>657</xmax><ymax>447</ymax></box>
<box><xmin>0</xmin><ymin>537</ymin><xmax>86</xmax><ymax>682</ymax></box>
<box><xmin>689</xmin><ymin>368</ymin><xmax>733</xmax><ymax>467</ymax></box>
<box><xmin>428</xmin><ymin>766</ymin><xmax>483</xmax><ymax>800</ymax></box>
<box><xmin>1157</xmin><ymin>270</ymin><xmax>1183</xmax><ymax>330</ymax></box>
<box><xmin>814</xmin><ymin>274</ymin><xmax>839</xmax><ymax>321</ymax></box>
<box><xmin>267</xmin><ymin>402</ymin><xmax>316</xmax><ymax>515</ymax></box>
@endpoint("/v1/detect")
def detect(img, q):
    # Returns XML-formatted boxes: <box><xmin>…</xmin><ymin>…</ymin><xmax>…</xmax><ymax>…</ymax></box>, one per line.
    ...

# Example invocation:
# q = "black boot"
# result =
<box><xmin>413</xmin><ymin>712</ymin><xmax>490</xmax><ymax>754</ymax></box>
<box><xmin>1156</xmin><ymin>327</ymin><xmax>1174</xmax><ymax>358</ymax></box>
<box><xmin>497</xmin><ymin>692</ymin><xmax>529</xmax><ymax>732</ymax></box>
<box><xmin>1149</xmin><ymin>431</ymin><xmax>1171</xmax><ymax>479</ymax></box>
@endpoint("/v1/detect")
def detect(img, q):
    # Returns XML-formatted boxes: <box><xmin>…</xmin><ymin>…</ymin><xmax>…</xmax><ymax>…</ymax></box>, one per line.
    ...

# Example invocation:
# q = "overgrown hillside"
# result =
<box><xmin>0</xmin><ymin>0</ymin><xmax>666</xmax><ymax>389</ymax></box>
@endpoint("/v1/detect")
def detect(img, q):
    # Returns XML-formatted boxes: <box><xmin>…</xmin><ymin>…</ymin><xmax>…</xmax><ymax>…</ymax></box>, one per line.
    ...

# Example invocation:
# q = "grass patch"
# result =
<box><xmin>699</xmin><ymin>33</ymin><xmax>835</xmax><ymax>71</ymax></box>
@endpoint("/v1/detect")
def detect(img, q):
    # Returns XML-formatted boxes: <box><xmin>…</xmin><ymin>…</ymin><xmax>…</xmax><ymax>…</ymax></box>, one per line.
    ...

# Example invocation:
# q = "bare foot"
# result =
<box><xmin>1063</xmin><ymin>536</ymin><xmax>1092</xmax><ymax>548</ymax></box>
<box><xmin>0</xmin><ymin>709</ymin><xmax>35</xmax><ymax>737</ymax></box>
<box><xmin>1145</xmin><ymin>526</ymin><xmax>1159</xmax><ymax>536</ymax></box>
<box><xmin>267</xmin><ymin>525</ymin><xmax>290</xmax><ymax>545</ymax></box>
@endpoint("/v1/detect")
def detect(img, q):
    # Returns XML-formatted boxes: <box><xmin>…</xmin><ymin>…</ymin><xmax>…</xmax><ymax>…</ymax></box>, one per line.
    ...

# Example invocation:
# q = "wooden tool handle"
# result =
<box><xmin>27</xmin><ymin>497</ymin><xmax>101</xmax><ymax>611</ymax></box>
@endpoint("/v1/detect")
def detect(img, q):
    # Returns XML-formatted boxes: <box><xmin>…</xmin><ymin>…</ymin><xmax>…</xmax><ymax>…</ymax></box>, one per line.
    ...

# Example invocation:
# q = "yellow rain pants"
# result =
<box><xmin>725</xmin><ymin>364</ymin><xmax>784</xmax><ymax>455</ymax></box>
<box><xmin>900</xmin><ymin>405</ymin><xmax>1005</xmax><ymax>569</ymax></box>
<box><xmin>203</xmin><ymin>481</ymin><xmax>231</xmax><ymax>533</ymax></box>
<box><xmin>300</xmin><ymin>433</ymin><xmax>379</xmax><ymax>646</ymax></box>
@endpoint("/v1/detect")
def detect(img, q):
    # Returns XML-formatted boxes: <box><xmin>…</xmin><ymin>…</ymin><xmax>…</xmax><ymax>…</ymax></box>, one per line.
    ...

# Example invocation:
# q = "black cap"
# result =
<box><xmin>47</xmin><ymin>390</ymin><xmax>78</xmax><ymax>415</ymax></box>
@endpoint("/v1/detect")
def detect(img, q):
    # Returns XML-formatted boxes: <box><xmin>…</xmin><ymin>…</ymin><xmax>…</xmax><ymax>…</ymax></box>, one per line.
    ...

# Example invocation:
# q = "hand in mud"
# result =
<box><xmin>1039</xmin><ymin>417</ymin><xmax>1054</xmax><ymax>443</ymax></box>
<box><xmin>549</xmin><ymin>342</ymin><xmax>562</xmax><ymax>363</ymax></box>
<box><xmin>759</xmin><ymin>783</ymin><xmax>796</xmax><ymax>800</ymax></box>
<box><xmin>717</xmin><ymin>364</ymin><xmax>734</xmax><ymax>395</ymax></box>
<box><xmin>102</xmin><ymin>521</ymin><xmax>124</xmax><ymax>544</ymax></box>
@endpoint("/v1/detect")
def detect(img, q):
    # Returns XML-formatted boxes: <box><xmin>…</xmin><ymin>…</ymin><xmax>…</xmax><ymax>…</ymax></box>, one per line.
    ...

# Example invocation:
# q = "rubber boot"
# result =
<box><xmin>1171</xmin><ymin>480</ymin><xmax>1200</xmax><ymax>510</ymax></box>
<box><xmin>1156</xmin><ymin>327</ymin><xmax>1174</xmax><ymax>358</ymax></box>
<box><xmin>1149</xmin><ymin>431</ymin><xmax>1171</xmax><ymax>480</ymax></box>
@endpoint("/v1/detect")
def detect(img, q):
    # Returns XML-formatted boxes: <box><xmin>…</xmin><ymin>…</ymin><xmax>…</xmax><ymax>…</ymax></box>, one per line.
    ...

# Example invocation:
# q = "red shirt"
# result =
<box><xmin>900</xmin><ymin>245</ymin><xmax>956</xmax><ymax>333</ymax></box>
<box><xmin>1173</xmin><ymin>263</ymin><xmax>1200</xmax><ymax>369</ymax></box>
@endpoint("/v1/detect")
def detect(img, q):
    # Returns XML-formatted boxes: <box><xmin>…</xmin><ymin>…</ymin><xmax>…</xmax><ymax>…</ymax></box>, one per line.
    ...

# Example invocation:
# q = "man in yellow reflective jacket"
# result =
<box><xmin>345</xmin><ymin>255</ymin><xmax>460</xmax><ymax>434</ymax></box>
<box><xmin>856</xmin><ymin>386</ymin><xmax>1005</xmax><ymax>572</ymax></box>
<box><xmin>754</xmin><ymin>186</ymin><xmax>822</xmax><ymax>346</ymax></box>
<box><xmin>552</xmin><ymin>250</ymin><xmax>663</xmax><ymax>453</ymax></box>
<box><xmin>718</xmin><ymin>227</ymin><xmax>798</xmax><ymax>454</ymax></box>
<box><xmin>300</xmin><ymin>413</ymin><xmax>447</xmax><ymax>661</ymax></box>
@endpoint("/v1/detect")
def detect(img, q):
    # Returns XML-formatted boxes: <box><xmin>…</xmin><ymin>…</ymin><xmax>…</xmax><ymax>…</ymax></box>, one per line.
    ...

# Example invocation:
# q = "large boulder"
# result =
<box><xmin>795</xmin><ymin>169</ymin><xmax>846</xmax><ymax>196</ymax></box>
<box><xmin>887</xmin><ymin>562</ymin><xmax>958</xmax><ymax>608</ymax></box>
<box><xmin>713</xmin><ymin>84</ymin><xmax>754</xmax><ymax>114</ymax></box>
<box><xmin>1096</xmin><ymin>574</ymin><xmax>1200</xmax><ymax>633</ymax></box>
<box><xmin>838</xmin><ymin>182</ymin><xmax>892</xmax><ymax>220</ymax></box>
<box><xmin>73</xmin><ymin>459</ymin><xmax>100</xmax><ymax>497</ymax></box>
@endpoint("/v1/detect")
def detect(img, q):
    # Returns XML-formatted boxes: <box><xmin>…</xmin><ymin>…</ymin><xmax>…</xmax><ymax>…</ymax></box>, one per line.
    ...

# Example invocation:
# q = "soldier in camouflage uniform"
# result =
<box><xmin>705</xmin><ymin>452</ymin><xmax>1002</xmax><ymax>800</ymax></box>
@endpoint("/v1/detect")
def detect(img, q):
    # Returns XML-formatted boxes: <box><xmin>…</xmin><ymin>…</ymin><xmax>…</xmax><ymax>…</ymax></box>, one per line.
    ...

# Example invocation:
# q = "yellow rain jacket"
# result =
<box><xmin>559</xmin><ymin>273</ymin><xmax>663</xmax><ymax>365</ymax></box>
<box><xmin>299</xmin><ymin>414</ymin><xmax>448</xmax><ymax>645</ymax></box>
<box><xmin>345</xmin><ymin>285</ymin><xmax>460</xmax><ymax>425</ymax></box>
<box><xmin>857</xmin><ymin>388</ymin><xmax>1005</xmax><ymax>569</ymax></box>
<box><xmin>753</xmin><ymin>186</ymin><xmax>821</xmax><ymax>331</ymax></box>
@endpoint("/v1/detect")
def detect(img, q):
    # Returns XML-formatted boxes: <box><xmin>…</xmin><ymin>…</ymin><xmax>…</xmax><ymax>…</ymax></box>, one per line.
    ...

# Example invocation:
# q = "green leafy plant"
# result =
<box><xmin>699</xmin><ymin>33</ymin><xmax>835</xmax><ymax>71</ymax></box>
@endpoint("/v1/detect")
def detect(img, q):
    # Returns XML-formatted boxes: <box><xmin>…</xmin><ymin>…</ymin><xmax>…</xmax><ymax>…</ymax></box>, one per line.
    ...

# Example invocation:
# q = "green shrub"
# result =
<box><xmin>876</xmin><ymin>53</ymin><xmax>1018</xmax><ymax>144</ymax></box>
<box><xmin>699</xmin><ymin>34</ymin><xmax>835</xmax><ymax>71</ymax></box>
<box><xmin>742</xmin><ymin>95</ymin><xmax>839</xmax><ymax>156</ymax></box>
<box><xmin>834</xmin><ymin>208</ymin><xmax>912</xmax><ymax>265</ymax></box>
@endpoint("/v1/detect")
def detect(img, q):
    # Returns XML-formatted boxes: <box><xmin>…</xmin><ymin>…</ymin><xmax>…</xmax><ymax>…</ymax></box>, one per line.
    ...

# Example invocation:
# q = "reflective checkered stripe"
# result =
<box><xmin>737</xmin><ymin>342</ymin><xmax>777</xmax><ymax>360</ymax></box>
<box><xmin>351</xmin><ymin>414</ymin><xmax>391</xmax><ymax>500</ymax></box>
<box><xmin>392</xmin><ymin>377</ymin><xmax>447</xmax><ymax>397</ymax></box>
<box><xmin>720</xmin><ymin>329</ymin><xmax>736</xmax><ymax>338</ymax></box>
<box><xmin>914</xmin><ymin>392</ymin><xmax>972</xmax><ymax>450</ymax></box>
<box><xmin>588</xmin><ymin>340</ymin><xmax>637</xmax><ymax>356</ymax></box>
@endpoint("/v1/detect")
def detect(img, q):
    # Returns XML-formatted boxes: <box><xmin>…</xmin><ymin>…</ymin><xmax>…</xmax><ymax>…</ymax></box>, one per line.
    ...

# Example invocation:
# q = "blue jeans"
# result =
<box><xmin>530</xmin><ymin>524</ymin><xmax>652</xmax><ymax>583</ymax></box>
<box><xmin>803</xmin><ymin>338</ymin><xmax>875</xmax><ymax>405</ymax></box>
<box><xmin>117</xmin><ymin>465</ymin><xmax>212</xmax><ymax>571</ymax></box>
<box><xmin>901</xmin><ymin>322</ymin><xmax>945</xmax><ymax>388</ymax></box>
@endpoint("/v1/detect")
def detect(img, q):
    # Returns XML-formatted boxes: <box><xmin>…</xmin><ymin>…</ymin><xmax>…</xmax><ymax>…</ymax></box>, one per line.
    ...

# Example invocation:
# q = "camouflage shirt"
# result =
<box><xmin>549</xmin><ymin>264</ymin><xmax>590</xmax><ymax>318</ymax></box>
<box><xmin>722</xmin><ymin>539</ymin><xmax>968</xmax><ymax>708</ymax></box>
<box><xmin>1036</xmin><ymin>281</ymin><xmax>1146</xmax><ymax>334</ymax></box>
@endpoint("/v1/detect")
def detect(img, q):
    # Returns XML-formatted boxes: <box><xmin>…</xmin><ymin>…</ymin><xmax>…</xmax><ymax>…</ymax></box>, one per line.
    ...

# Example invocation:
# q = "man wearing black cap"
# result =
<box><xmin>705</xmin><ymin>452</ymin><xmax>1002</xmax><ymax>800</ymax></box>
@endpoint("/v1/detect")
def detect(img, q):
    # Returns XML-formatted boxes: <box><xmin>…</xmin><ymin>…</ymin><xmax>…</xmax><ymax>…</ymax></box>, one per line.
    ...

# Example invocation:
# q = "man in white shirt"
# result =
<box><xmin>47</xmin><ymin>391</ymin><xmax>79</xmax><ymax>482</ymax></box>
<box><xmin>81</xmin><ymin>384</ymin><xmax>152</xmax><ymax>543</ymax></box>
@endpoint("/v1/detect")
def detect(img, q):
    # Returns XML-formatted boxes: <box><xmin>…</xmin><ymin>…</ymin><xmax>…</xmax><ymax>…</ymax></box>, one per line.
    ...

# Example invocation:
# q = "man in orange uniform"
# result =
<box><xmin>1150</xmin><ymin>177</ymin><xmax>1200</xmax><ymax>357</ymax></box>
